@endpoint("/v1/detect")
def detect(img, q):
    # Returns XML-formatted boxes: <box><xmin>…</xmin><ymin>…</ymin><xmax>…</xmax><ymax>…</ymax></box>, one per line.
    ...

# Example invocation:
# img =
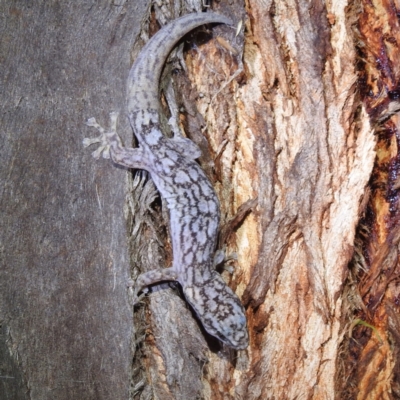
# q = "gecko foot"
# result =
<box><xmin>132</xmin><ymin>291</ymin><xmax>148</xmax><ymax>306</ymax></box>
<box><xmin>83</xmin><ymin>112</ymin><xmax>119</xmax><ymax>159</ymax></box>
<box><xmin>213</xmin><ymin>247</ymin><xmax>237</xmax><ymax>273</ymax></box>
<box><xmin>127</xmin><ymin>277</ymin><xmax>148</xmax><ymax>306</ymax></box>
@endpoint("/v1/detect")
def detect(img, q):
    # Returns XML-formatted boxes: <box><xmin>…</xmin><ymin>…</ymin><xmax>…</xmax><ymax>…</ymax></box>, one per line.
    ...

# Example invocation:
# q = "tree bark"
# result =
<box><xmin>339</xmin><ymin>0</ymin><xmax>400</xmax><ymax>398</ymax></box>
<box><xmin>0</xmin><ymin>1</ymin><xmax>147</xmax><ymax>399</ymax></box>
<box><xmin>2</xmin><ymin>0</ymin><xmax>398</xmax><ymax>399</ymax></box>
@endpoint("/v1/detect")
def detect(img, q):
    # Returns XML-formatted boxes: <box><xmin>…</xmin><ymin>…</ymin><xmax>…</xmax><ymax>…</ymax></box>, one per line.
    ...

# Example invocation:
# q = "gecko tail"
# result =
<box><xmin>126</xmin><ymin>12</ymin><xmax>232</xmax><ymax>117</ymax></box>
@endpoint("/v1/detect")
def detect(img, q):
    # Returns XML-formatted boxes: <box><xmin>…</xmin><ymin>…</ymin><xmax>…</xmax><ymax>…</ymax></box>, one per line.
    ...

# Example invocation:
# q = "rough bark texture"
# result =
<box><xmin>339</xmin><ymin>0</ymin><xmax>400</xmax><ymax>398</ymax></box>
<box><xmin>235</xmin><ymin>0</ymin><xmax>373</xmax><ymax>398</ymax></box>
<box><xmin>3</xmin><ymin>0</ymin><xmax>397</xmax><ymax>399</ymax></box>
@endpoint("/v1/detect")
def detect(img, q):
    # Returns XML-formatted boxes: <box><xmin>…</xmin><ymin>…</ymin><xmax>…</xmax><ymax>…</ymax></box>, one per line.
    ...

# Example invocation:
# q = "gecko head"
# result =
<box><xmin>182</xmin><ymin>273</ymin><xmax>249</xmax><ymax>350</ymax></box>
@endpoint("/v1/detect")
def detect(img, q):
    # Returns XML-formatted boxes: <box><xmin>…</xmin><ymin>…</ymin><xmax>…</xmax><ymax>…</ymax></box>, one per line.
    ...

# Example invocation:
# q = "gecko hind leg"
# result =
<box><xmin>83</xmin><ymin>112</ymin><xmax>149</xmax><ymax>169</ymax></box>
<box><xmin>83</xmin><ymin>112</ymin><xmax>119</xmax><ymax>159</ymax></box>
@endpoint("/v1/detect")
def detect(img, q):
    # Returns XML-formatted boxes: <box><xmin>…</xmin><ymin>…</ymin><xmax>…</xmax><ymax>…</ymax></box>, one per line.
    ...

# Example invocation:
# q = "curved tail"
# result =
<box><xmin>126</xmin><ymin>12</ymin><xmax>232</xmax><ymax>119</ymax></box>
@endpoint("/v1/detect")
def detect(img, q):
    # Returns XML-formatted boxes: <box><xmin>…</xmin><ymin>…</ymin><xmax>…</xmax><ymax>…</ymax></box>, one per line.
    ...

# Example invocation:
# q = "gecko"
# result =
<box><xmin>83</xmin><ymin>12</ymin><xmax>249</xmax><ymax>350</ymax></box>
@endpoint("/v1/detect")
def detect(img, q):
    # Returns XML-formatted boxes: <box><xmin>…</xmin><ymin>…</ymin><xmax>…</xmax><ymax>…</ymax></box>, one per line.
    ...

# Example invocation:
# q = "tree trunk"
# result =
<box><xmin>2</xmin><ymin>0</ymin><xmax>398</xmax><ymax>399</ymax></box>
<box><xmin>0</xmin><ymin>2</ymin><xmax>147</xmax><ymax>399</ymax></box>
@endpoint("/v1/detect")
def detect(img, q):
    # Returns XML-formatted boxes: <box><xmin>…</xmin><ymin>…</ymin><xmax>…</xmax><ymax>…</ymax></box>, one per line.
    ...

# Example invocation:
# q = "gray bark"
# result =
<box><xmin>1</xmin><ymin>2</ymin><xmax>147</xmax><ymax>399</ymax></box>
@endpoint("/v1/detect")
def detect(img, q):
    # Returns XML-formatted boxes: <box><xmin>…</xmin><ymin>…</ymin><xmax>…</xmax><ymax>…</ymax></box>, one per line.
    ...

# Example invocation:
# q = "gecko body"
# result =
<box><xmin>83</xmin><ymin>12</ymin><xmax>248</xmax><ymax>349</ymax></box>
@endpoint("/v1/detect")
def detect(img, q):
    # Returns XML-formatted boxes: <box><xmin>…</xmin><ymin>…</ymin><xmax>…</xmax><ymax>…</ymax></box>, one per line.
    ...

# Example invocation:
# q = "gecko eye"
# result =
<box><xmin>214</xmin><ymin>331</ymin><xmax>230</xmax><ymax>344</ymax></box>
<box><xmin>213</xmin><ymin>328</ymin><xmax>248</xmax><ymax>350</ymax></box>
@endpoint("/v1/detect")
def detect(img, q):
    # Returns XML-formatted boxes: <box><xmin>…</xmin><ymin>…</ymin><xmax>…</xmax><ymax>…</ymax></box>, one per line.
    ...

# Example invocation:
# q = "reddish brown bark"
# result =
<box><xmin>340</xmin><ymin>0</ymin><xmax>400</xmax><ymax>397</ymax></box>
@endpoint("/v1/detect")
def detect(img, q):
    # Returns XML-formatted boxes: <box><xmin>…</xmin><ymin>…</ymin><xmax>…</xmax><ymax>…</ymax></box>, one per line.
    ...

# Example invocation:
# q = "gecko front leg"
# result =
<box><xmin>83</xmin><ymin>112</ymin><xmax>149</xmax><ymax>170</ymax></box>
<box><xmin>131</xmin><ymin>267</ymin><xmax>179</xmax><ymax>303</ymax></box>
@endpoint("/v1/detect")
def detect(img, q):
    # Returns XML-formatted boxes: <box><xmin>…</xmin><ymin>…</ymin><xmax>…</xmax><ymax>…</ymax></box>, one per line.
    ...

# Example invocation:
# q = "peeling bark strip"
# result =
<box><xmin>342</xmin><ymin>0</ymin><xmax>400</xmax><ymax>397</ymax></box>
<box><xmin>229</xmin><ymin>0</ymin><xmax>375</xmax><ymax>398</ymax></box>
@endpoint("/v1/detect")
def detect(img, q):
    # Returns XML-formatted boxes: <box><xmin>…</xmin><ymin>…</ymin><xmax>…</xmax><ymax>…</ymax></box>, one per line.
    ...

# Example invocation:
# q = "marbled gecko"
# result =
<box><xmin>83</xmin><ymin>12</ymin><xmax>249</xmax><ymax>349</ymax></box>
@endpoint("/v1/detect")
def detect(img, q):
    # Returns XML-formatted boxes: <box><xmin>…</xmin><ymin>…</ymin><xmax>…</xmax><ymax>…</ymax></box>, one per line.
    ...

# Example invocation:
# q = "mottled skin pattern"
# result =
<box><xmin>83</xmin><ymin>13</ymin><xmax>248</xmax><ymax>349</ymax></box>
